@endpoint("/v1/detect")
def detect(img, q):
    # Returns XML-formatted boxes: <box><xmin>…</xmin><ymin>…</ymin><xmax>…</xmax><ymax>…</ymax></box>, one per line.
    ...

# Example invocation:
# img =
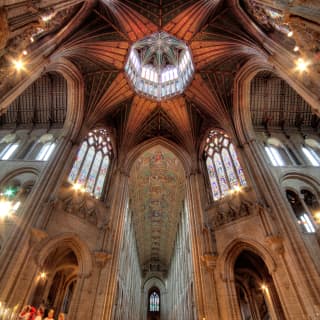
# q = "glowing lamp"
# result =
<box><xmin>293</xmin><ymin>46</ymin><xmax>299</xmax><ymax>52</ymax></box>
<box><xmin>295</xmin><ymin>58</ymin><xmax>310</xmax><ymax>73</ymax></box>
<box><xmin>4</xmin><ymin>188</ymin><xmax>15</xmax><ymax>197</ymax></box>
<box><xmin>13</xmin><ymin>59</ymin><xmax>24</xmax><ymax>72</ymax></box>
<box><xmin>0</xmin><ymin>200</ymin><xmax>13</xmax><ymax>219</ymax></box>
<box><xmin>287</xmin><ymin>31</ymin><xmax>293</xmax><ymax>37</ymax></box>
<box><xmin>39</xmin><ymin>272</ymin><xmax>47</xmax><ymax>280</ymax></box>
<box><xmin>261</xmin><ymin>284</ymin><xmax>267</xmax><ymax>291</ymax></box>
<box><xmin>73</xmin><ymin>183</ymin><xmax>85</xmax><ymax>193</ymax></box>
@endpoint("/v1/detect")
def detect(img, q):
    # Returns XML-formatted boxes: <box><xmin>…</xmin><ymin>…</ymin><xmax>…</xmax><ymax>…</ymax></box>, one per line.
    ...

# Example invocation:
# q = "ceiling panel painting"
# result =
<box><xmin>129</xmin><ymin>145</ymin><xmax>185</xmax><ymax>274</ymax></box>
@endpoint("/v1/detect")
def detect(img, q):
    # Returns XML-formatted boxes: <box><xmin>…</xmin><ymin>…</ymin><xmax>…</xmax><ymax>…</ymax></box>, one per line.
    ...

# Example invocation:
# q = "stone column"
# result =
<box><xmin>0</xmin><ymin>135</ymin><xmax>75</xmax><ymax>304</ymax></box>
<box><xmin>185</xmin><ymin>171</ymin><xmax>220</xmax><ymax>320</ymax></box>
<box><xmin>90</xmin><ymin>169</ymin><xmax>129</xmax><ymax>320</ymax></box>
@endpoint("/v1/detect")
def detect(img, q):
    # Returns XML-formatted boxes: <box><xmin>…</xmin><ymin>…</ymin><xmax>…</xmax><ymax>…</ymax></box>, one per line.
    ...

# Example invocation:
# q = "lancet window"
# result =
<box><xmin>204</xmin><ymin>130</ymin><xmax>246</xmax><ymax>201</ymax></box>
<box><xmin>0</xmin><ymin>135</ymin><xmax>20</xmax><ymax>160</ymax></box>
<box><xmin>68</xmin><ymin>129</ymin><xmax>113</xmax><ymax>198</ymax></box>
<box><xmin>302</xmin><ymin>139</ymin><xmax>320</xmax><ymax>167</ymax></box>
<box><xmin>149</xmin><ymin>291</ymin><xmax>160</xmax><ymax>312</ymax></box>
<box><xmin>264</xmin><ymin>138</ymin><xmax>296</xmax><ymax>166</ymax></box>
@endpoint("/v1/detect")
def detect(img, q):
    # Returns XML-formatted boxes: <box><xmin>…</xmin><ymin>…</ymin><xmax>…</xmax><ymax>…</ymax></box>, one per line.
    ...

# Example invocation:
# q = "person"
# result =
<box><xmin>18</xmin><ymin>305</ymin><xmax>31</xmax><ymax>320</ymax></box>
<box><xmin>43</xmin><ymin>309</ymin><xmax>54</xmax><ymax>320</ymax></box>
<box><xmin>58</xmin><ymin>313</ymin><xmax>65</xmax><ymax>320</ymax></box>
<box><xmin>34</xmin><ymin>307</ymin><xmax>44</xmax><ymax>320</ymax></box>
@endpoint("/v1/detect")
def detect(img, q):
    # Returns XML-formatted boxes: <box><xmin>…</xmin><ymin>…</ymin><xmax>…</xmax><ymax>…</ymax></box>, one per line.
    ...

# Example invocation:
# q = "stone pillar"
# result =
<box><xmin>185</xmin><ymin>171</ymin><xmax>220</xmax><ymax>320</ymax></box>
<box><xmin>0</xmin><ymin>135</ymin><xmax>75</xmax><ymax>304</ymax></box>
<box><xmin>90</xmin><ymin>169</ymin><xmax>129</xmax><ymax>320</ymax></box>
<box><xmin>240</xmin><ymin>138</ymin><xmax>320</xmax><ymax>318</ymax></box>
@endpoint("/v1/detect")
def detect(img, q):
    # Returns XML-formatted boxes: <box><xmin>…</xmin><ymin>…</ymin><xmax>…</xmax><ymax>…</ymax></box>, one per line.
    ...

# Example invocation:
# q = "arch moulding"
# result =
<box><xmin>32</xmin><ymin>232</ymin><xmax>93</xmax><ymax>278</ymax></box>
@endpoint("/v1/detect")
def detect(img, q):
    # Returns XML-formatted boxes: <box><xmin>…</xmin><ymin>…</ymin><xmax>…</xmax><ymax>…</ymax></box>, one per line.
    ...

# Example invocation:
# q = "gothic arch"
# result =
<box><xmin>0</xmin><ymin>168</ymin><xmax>39</xmax><ymax>187</ymax></box>
<box><xmin>33</xmin><ymin>232</ymin><xmax>93</xmax><ymax>278</ymax></box>
<box><xmin>123</xmin><ymin>137</ymin><xmax>192</xmax><ymax>176</ymax></box>
<box><xmin>280</xmin><ymin>173</ymin><xmax>320</xmax><ymax>191</ymax></box>
<box><xmin>0</xmin><ymin>57</ymin><xmax>84</xmax><ymax>141</ymax></box>
<box><xmin>217</xmin><ymin>239</ymin><xmax>281</xmax><ymax>320</ymax></box>
<box><xmin>143</xmin><ymin>277</ymin><xmax>166</xmax><ymax>320</ymax></box>
<box><xmin>218</xmin><ymin>239</ymin><xmax>277</xmax><ymax>282</ymax></box>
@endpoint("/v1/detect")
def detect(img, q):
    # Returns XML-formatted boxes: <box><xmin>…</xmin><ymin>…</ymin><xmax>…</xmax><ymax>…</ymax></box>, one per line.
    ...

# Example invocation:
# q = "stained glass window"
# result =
<box><xmin>149</xmin><ymin>292</ymin><xmax>160</xmax><ymax>312</ymax></box>
<box><xmin>68</xmin><ymin>129</ymin><xmax>113</xmax><ymax>199</ymax></box>
<box><xmin>204</xmin><ymin>130</ymin><xmax>247</xmax><ymax>201</ymax></box>
<box><xmin>206</xmin><ymin>158</ymin><xmax>220</xmax><ymax>200</ymax></box>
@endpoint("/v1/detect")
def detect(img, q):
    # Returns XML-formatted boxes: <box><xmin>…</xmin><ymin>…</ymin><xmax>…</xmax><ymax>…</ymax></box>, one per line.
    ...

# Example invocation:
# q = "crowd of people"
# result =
<box><xmin>18</xmin><ymin>306</ymin><xmax>65</xmax><ymax>320</ymax></box>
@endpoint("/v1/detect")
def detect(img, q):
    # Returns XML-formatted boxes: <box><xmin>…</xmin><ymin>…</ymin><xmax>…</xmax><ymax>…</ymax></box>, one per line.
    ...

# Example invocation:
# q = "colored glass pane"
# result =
<box><xmin>86</xmin><ymin>151</ymin><xmax>102</xmax><ymax>193</ymax></box>
<box><xmin>214</xmin><ymin>153</ymin><xmax>229</xmax><ymax>195</ymax></box>
<box><xmin>229</xmin><ymin>144</ymin><xmax>246</xmax><ymax>186</ymax></box>
<box><xmin>94</xmin><ymin>156</ymin><xmax>110</xmax><ymax>198</ymax></box>
<box><xmin>78</xmin><ymin>146</ymin><xmax>95</xmax><ymax>185</ymax></box>
<box><xmin>206</xmin><ymin>157</ymin><xmax>220</xmax><ymax>200</ymax></box>
<box><xmin>68</xmin><ymin>142</ymin><xmax>88</xmax><ymax>182</ymax></box>
<box><xmin>222</xmin><ymin>148</ymin><xmax>238</xmax><ymax>188</ymax></box>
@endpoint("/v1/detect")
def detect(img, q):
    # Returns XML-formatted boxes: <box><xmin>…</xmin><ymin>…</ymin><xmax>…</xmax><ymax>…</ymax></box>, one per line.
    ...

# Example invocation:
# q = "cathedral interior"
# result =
<box><xmin>0</xmin><ymin>0</ymin><xmax>320</xmax><ymax>319</ymax></box>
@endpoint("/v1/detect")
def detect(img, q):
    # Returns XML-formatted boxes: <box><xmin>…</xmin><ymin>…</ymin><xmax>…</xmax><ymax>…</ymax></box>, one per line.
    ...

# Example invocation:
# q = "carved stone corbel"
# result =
<box><xmin>29</xmin><ymin>227</ymin><xmax>48</xmax><ymax>247</ymax></box>
<box><xmin>265</xmin><ymin>235</ymin><xmax>285</xmax><ymax>256</ymax></box>
<box><xmin>201</xmin><ymin>253</ymin><xmax>218</xmax><ymax>270</ymax></box>
<box><xmin>94</xmin><ymin>251</ymin><xmax>112</xmax><ymax>268</ymax></box>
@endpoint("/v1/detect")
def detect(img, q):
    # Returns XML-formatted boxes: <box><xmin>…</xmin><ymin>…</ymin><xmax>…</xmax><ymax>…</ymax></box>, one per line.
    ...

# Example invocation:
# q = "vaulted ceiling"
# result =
<box><xmin>0</xmin><ymin>0</ymin><xmax>319</xmax><ymax>274</ymax></box>
<box><xmin>129</xmin><ymin>146</ymin><xmax>185</xmax><ymax>274</ymax></box>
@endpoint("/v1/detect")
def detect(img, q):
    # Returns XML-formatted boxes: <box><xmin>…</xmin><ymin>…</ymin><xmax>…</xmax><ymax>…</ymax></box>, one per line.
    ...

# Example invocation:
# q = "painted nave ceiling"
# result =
<box><xmin>0</xmin><ymin>0</ymin><xmax>319</xmax><ymax>274</ymax></box>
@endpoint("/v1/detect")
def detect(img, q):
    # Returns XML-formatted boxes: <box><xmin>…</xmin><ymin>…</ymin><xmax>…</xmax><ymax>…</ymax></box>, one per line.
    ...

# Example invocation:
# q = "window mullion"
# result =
<box><xmin>85</xmin><ymin>151</ymin><xmax>98</xmax><ymax>189</ymax></box>
<box><xmin>75</xmin><ymin>143</ymin><xmax>90</xmax><ymax>182</ymax></box>
<box><xmin>212</xmin><ymin>154</ymin><xmax>223</xmax><ymax>197</ymax></box>
<box><xmin>92</xmin><ymin>154</ymin><xmax>105</xmax><ymax>194</ymax></box>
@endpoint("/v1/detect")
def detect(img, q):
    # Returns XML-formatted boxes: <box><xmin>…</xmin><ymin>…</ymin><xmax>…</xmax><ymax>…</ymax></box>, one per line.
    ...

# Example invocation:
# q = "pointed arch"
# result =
<box><xmin>33</xmin><ymin>233</ymin><xmax>93</xmax><ymax>278</ymax></box>
<box><xmin>123</xmin><ymin>137</ymin><xmax>192</xmax><ymax>176</ymax></box>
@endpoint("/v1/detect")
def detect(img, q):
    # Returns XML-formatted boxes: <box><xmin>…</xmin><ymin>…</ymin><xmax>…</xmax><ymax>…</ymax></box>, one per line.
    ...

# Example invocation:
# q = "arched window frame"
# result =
<box><xmin>301</xmin><ymin>138</ymin><xmax>320</xmax><ymax>167</ymax></box>
<box><xmin>204</xmin><ymin>130</ymin><xmax>247</xmax><ymax>201</ymax></box>
<box><xmin>0</xmin><ymin>142</ymin><xmax>20</xmax><ymax>160</ymax></box>
<box><xmin>285</xmin><ymin>189</ymin><xmax>316</xmax><ymax>234</ymax></box>
<box><xmin>68</xmin><ymin>129</ymin><xmax>113</xmax><ymax>199</ymax></box>
<box><xmin>149</xmin><ymin>291</ymin><xmax>160</xmax><ymax>312</ymax></box>
<box><xmin>35</xmin><ymin>141</ymin><xmax>57</xmax><ymax>161</ymax></box>
<box><xmin>0</xmin><ymin>134</ymin><xmax>20</xmax><ymax>161</ymax></box>
<box><xmin>264</xmin><ymin>138</ymin><xmax>295</xmax><ymax>167</ymax></box>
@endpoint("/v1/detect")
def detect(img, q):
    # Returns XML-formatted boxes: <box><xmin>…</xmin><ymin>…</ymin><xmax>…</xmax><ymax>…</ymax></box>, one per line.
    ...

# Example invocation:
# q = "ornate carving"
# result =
<box><xmin>94</xmin><ymin>251</ymin><xmax>112</xmax><ymax>268</ymax></box>
<box><xmin>265</xmin><ymin>235</ymin><xmax>285</xmax><ymax>256</ymax></box>
<box><xmin>61</xmin><ymin>195</ymin><xmax>99</xmax><ymax>226</ymax></box>
<box><xmin>29</xmin><ymin>228</ymin><xmax>48</xmax><ymax>247</ymax></box>
<box><xmin>201</xmin><ymin>253</ymin><xmax>218</xmax><ymax>270</ymax></box>
<box><xmin>211</xmin><ymin>198</ymin><xmax>255</xmax><ymax>228</ymax></box>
